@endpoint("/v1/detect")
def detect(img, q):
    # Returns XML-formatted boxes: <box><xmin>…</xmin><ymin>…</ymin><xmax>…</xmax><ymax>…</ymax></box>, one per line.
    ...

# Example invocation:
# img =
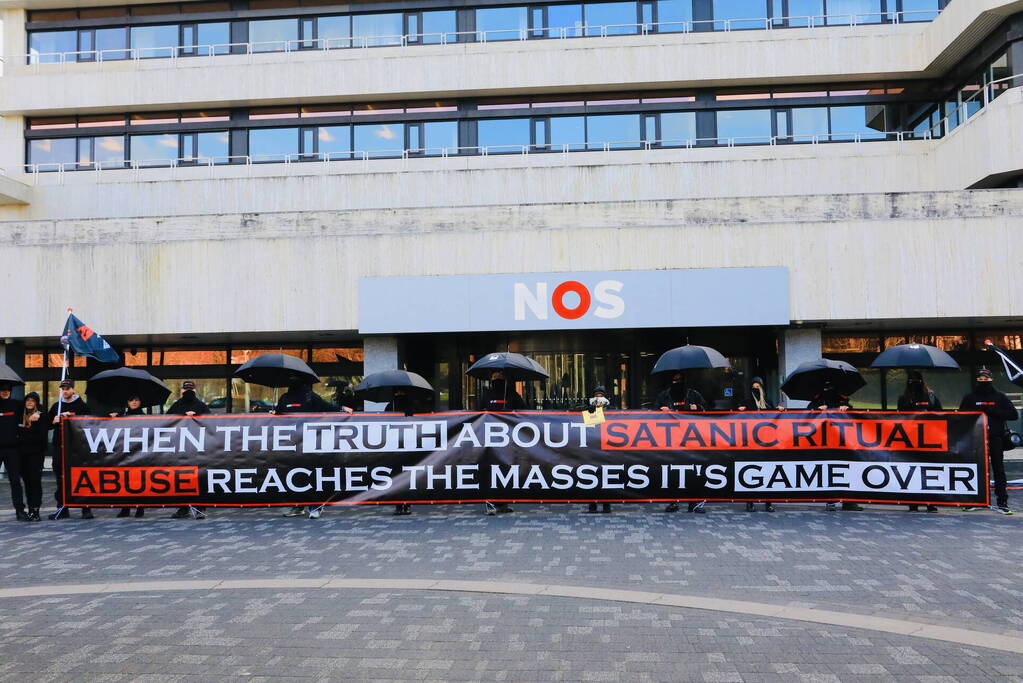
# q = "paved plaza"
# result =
<box><xmin>0</xmin><ymin>478</ymin><xmax>1020</xmax><ymax>682</ymax></box>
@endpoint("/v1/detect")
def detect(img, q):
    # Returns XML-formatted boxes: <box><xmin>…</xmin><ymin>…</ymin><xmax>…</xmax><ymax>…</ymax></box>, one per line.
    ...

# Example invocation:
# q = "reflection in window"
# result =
<box><xmin>93</xmin><ymin>136</ymin><xmax>127</xmax><ymax>167</ymax></box>
<box><xmin>825</xmin><ymin>0</ymin><xmax>882</xmax><ymax>25</ymax></box>
<box><xmin>95</xmin><ymin>27</ymin><xmax>128</xmax><ymax>59</ymax></box>
<box><xmin>660</xmin><ymin>111</ymin><xmax>696</xmax><ymax>144</ymax></box>
<box><xmin>900</xmin><ymin>0</ymin><xmax>941</xmax><ymax>21</ymax></box>
<box><xmin>787</xmin><ymin>0</ymin><xmax>824</xmax><ymax>26</ymax></box>
<box><xmin>352</xmin><ymin>13</ymin><xmax>403</xmax><ymax>46</ymax></box>
<box><xmin>354</xmin><ymin>123</ymin><xmax>404</xmax><ymax>157</ymax></box>
<box><xmin>29</xmin><ymin>30</ymin><xmax>76</xmax><ymax>63</ymax></box>
<box><xmin>153</xmin><ymin>349</ymin><xmax>229</xmax><ymax>365</ymax></box>
<box><xmin>318</xmin><ymin>15</ymin><xmax>351</xmax><ymax>47</ymax></box>
<box><xmin>28</xmin><ymin>138</ymin><xmax>76</xmax><ymax>169</ymax></box>
<box><xmin>716</xmin><ymin>109</ymin><xmax>772</xmax><ymax>142</ymax></box>
<box><xmin>712</xmin><ymin>0</ymin><xmax>767</xmax><ymax>30</ymax></box>
<box><xmin>822</xmin><ymin>334</ymin><xmax>880</xmax><ymax>353</ymax></box>
<box><xmin>548</xmin><ymin>4</ymin><xmax>583</xmax><ymax>36</ymax></box>
<box><xmin>195</xmin><ymin>22</ymin><xmax>231</xmax><ymax>54</ymax></box>
<box><xmin>790</xmin><ymin>106</ymin><xmax>829</xmax><ymax>141</ymax></box>
<box><xmin>131</xmin><ymin>24</ymin><xmax>178</xmax><ymax>58</ymax></box>
<box><xmin>318</xmin><ymin>125</ymin><xmax>352</xmax><ymax>159</ymax></box>
<box><xmin>230</xmin><ymin>348</ymin><xmax>307</xmax><ymax>364</ymax></box>
<box><xmin>477</xmin><ymin>118</ymin><xmax>531</xmax><ymax>152</ymax></box>
<box><xmin>421</xmin><ymin>10</ymin><xmax>458</xmax><ymax>43</ymax></box>
<box><xmin>656</xmin><ymin>0</ymin><xmax>691</xmax><ymax>31</ymax></box>
<box><xmin>131</xmin><ymin>133</ymin><xmax>179</xmax><ymax>166</ymax></box>
<box><xmin>584</xmin><ymin>2</ymin><xmax>638</xmax><ymax>35</ymax></box>
<box><xmin>250</xmin><ymin>127</ymin><xmax>299</xmax><ymax>161</ymax></box>
<box><xmin>195</xmin><ymin>131</ymin><xmax>230</xmax><ymax>162</ymax></box>
<box><xmin>830</xmin><ymin>105</ymin><xmax>886</xmax><ymax>140</ymax></box>
<box><xmin>476</xmin><ymin>6</ymin><xmax>528</xmax><ymax>41</ymax></box>
<box><xmin>549</xmin><ymin>116</ymin><xmax>586</xmax><ymax>151</ymax></box>
<box><xmin>587</xmin><ymin>113</ymin><xmax>640</xmax><ymax>149</ymax></box>
<box><xmin>250</xmin><ymin>18</ymin><xmax>298</xmax><ymax>51</ymax></box>
<box><xmin>422</xmin><ymin>121</ymin><xmax>458</xmax><ymax>154</ymax></box>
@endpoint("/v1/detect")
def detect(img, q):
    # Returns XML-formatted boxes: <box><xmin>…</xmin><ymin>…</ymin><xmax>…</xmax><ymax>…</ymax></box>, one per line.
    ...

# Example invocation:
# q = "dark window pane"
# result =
<box><xmin>196</xmin><ymin>131</ymin><xmax>230</xmax><ymax>162</ymax></box>
<box><xmin>477</xmin><ymin>118</ymin><xmax>531</xmax><ymax>152</ymax></box>
<box><xmin>318</xmin><ymin>125</ymin><xmax>352</xmax><ymax>159</ymax></box>
<box><xmin>354</xmin><ymin>123</ymin><xmax>404</xmax><ymax>158</ymax></box>
<box><xmin>29</xmin><ymin>30</ymin><xmax>76</xmax><ymax>63</ymax></box>
<box><xmin>96</xmin><ymin>27</ymin><xmax>128</xmax><ymax>60</ymax></box>
<box><xmin>713</xmin><ymin>1</ymin><xmax>767</xmax><ymax>30</ymax></box>
<box><xmin>250</xmin><ymin>18</ymin><xmax>298</xmax><ymax>51</ymax></box>
<box><xmin>548</xmin><ymin>4</ymin><xmax>584</xmax><ymax>36</ymax></box>
<box><xmin>196</xmin><ymin>22</ymin><xmax>231</xmax><ymax>55</ymax></box>
<box><xmin>656</xmin><ymin>0</ymin><xmax>691</xmax><ymax>32</ymax></box>
<box><xmin>586</xmin><ymin>113</ymin><xmax>640</xmax><ymax>149</ymax></box>
<box><xmin>423</xmin><ymin>121</ymin><xmax>458</xmax><ymax>155</ymax></box>
<box><xmin>249</xmin><ymin>127</ymin><xmax>299</xmax><ymax>161</ymax></box>
<box><xmin>352</xmin><ymin>13</ymin><xmax>402</xmax><ymax>46</ymax></box>
<box><xmin>584</xmin><ymin>2</ymin><xmax>638</xmax><ymax>35</ymax></box>
<box><xmin>716</xmin><ymin>109</ymin><xmax>772</xmax><ymax>142</ymax></box>
<box><xmin>131</xmin><ymin>133</ymin><xmax>179</xmax><ymax>166</ymax></box>
<box><xmin>422</xmin><ymin>10</ymin><xmax>457</xmax><ymax>43</ymax></box>
<box><xmin>318</xmin><ymin>15</ymin><xmax>351</xmax><ymax>48</ymax></box>
<box><xmin>476</xmin><ymin>7</ymin><xmax>528</xmax><ymax>41</ymax></box>
<box><xmin>550</xmin><ymin>116</ymin><xmax>586</xmax><ymax>151</ymax></box>
<box><xmin>131</xmin><ymin>24</ymin><xmax>178</xmax><ymax>58</ymax></box>
<box><xmin>660</xmin><ymin>111</ymin><xmax>695</xmax><ymax>145</ymax></box>
<box><xmin>28</xmin><ymin>138</ymin><xmax>76</xmax><ymax>170</ymax></box>
<box><xmin>791</xmin><ymin>106</ymin><xmax>829</xmax><ymax>141</ymax></box>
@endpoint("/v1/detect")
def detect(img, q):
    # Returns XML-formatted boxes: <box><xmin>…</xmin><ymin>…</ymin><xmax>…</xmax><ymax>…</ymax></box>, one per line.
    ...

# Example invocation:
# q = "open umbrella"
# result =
<box><xmin>0</xmin><ymin>363</ymin><xmax>25</xmax><ymax>387</ymax></box>
<box><xmin>355</xmin><ymin>370</ymin><xmax>434</xmax><ymax>403</ymax></box>
<box><xmin>87</xmin><ymin>367</ymin><xmax>171</xmax><ymax>408</ymax></box>
<box><xmin>869</xmin><ymin>343</ymin><xmax>960</xmax><ymax>370</ymax></box>
<box><xmin>781</xmin><ymin>359</ymin><xmax>865</xmax><ymax>400</ymax></box>
<box><xmin>651</xmin><ymin>345</ymin><xmax>731</xmax><ymax>375</ymax></box>
<box><xmin>234</xmin><ymin>353</ymin><xmax>319</xmax><ymax>388</ymax></box>
<box><xmin>466</xmin><ymin>352</ymin><xmax>549</xmax><ymax>381</ymax></box>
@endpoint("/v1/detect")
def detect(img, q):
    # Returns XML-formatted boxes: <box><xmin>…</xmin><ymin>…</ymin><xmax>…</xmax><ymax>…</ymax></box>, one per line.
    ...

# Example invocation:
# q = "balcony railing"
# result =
<box><xmin>15</xmin><ymin>9</ymin><xmax>943</xmax><ymax>71</ymax></box>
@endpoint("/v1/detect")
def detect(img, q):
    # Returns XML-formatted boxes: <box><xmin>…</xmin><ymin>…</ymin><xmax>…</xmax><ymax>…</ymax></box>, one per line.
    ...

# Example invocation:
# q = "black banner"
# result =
<box><xmin>62</xmin><ymin>411</ymin><xmax>989</xmax><ymax>507</ymax></box>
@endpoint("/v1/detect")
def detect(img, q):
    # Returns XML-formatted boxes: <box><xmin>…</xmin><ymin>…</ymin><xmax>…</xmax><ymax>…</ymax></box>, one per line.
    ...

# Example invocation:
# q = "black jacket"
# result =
<box><xmin>47</xmin><ymin>395</ymin><xmax>90</xmax><ymax>449</ymax></box>
<box><xmin>808</xmin><ymin>390</ymin><xmax>851</xmax><ymax>410</ymax></box>
<box><xmin>960</xmin><ymin>386</ymin><xmax>1018</xmax><ymax>435</ymax></box>
<box><xmin>0</xmin><ymin>397</ymin><xmax>21</xmax><ymax>449</ymax></box>
<box><xmin>897</xmin><ymin>392</ymin><xmax>943</xmax><ymax>411</ymax></box>
<box><xmin>167</xmin><ymin>391</ymin><xmax>211</xmax><ymax>416</ymax></box>
<box><xmin>17</xmin><ymin>393</ymin><xmax>48</xmax><ymax>455</ymax></box>
<box><xmin>655</xmin><ymin>384</ymin><xmax>707</xmax><ymax>411</ymax></box>
<box><xmin>275</xmin><ymin>389</ymin><xmax>337</xmax><ymax>414</ymax></box>
<box><xmin>111</xmin><ymin>406</ymin><xmax>146</xmax><ymax>418</ymax></box>
<box><xmin>477</xmin><ymin>381</ymin><xmax>526</xmax><ymax>411</ymax></box>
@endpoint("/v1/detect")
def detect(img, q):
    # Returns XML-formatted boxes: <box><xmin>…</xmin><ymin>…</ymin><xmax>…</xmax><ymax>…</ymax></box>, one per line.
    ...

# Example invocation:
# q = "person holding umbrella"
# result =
<box><xmin>168</xmin><ymin>381</ymin><xmax>210</xmax><ymax>520</ymax></box>
<box><xmin>897</xmin><ymin>371</ymin><xmax>942</xmax><ymax>513</ymax></box>
<box><xmin>47</xmin><ymin>380</ymin><xmax>92</xmax><ymax>520</ymax></box>
<box><xmin>110</xmin><ymin>395</ymin><xmax>147</xmax><ymax>519</ymax></box>
<box><xmin>655</xmin><ymin>373</ymin><xmax>708</xmax><ymax>514</ymax></box>
<box><xmin>808</xmin><ymin>381</ymin><xmax>852</xmax><ymax>412</ymax></box>
<box><xmin>388</xmin><ymin>388</ymin><xmax>417</xmax><ymax>516</ymax></box>
<box><xmin>960</xmin><ymin>369</ymin><xmax>1018</xmax><ymax>515</ymax></box>
<box><xmin>16</xmin><ymin>392</ymin><xmax>47</xmax><ymax>522</ymax></box>
<box><xmin>477</xmin><ymin>370</ymin><xmax>526</xmax><ymax>412</ymax></box>
<box><xmin>0</xmin><ymin>381</ymin><xmax>26</xmax><ymax>520</ymax></box>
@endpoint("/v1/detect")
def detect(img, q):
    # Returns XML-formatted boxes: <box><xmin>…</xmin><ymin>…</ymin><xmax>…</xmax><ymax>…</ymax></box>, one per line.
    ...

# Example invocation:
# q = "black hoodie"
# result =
<box><xmin>111</xmin><ymin>405</ymin><xmax>146</xmax><ymax>418</ymax></box>
<box><xmin>275</xmin><ymin>387</ymin><xmax>337</xmax><ymax>414</ymax></box>
<box><xmin>808</xmin><ymin>388</ymin><xmax>851</xmax><ymax>410</ymax></box>
<box><xmin>655</xmin><ymin>382</ymin><xmax>707</xmax><ymax>411</ymax></box>
<box><xmin>477</xmin><ymin>380</ymin><xmax>525</xmax><ymax>411</ymax></box>
<box><xmin>17</xmin><ymin>392</ymin><xmax>49</xmax><ymax>454</ymax></box>
<box><xmin>47</xmin><ymin>394</ymin><xmax>90</xmax><ymax>449</ymax></box>
<box><xmin>167</xmin><ymin>391</ymin><xmax>210</xmax><ymax>416</ymax></box>
<box><xmin>0</xmin><ymin>395</ymin><xmax>20</xmax><ymax>449</ymax></box>
<box><xmin>959</xmin><ymin>384</ymin><xmax>1018</xmax><ymax>435</ymax></box>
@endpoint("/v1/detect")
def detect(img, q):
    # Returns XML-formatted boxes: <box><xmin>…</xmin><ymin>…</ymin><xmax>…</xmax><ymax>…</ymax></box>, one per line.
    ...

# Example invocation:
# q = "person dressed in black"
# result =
<box><xmin>898</xmin><ymin>371</ymin><xmax>942</xmax><ymax>513</ymax></box>
<box><xmin>656</xmin><ymin>373</ymin><xmax>709</xmax><ymax>514</ymax></box>
<box><xmin>811</xmin><ymin>381</ymin><xmax>861</xmax><ymax>511</ymax></box>
<box><xmin>47</xmin><ymin>380</ymin><xmax>92</xmax><ymax>520</ymax></box>
<box><xmin>275</xmin><ymin>380</ymin><xmax>345</xmax><ymax>519</ymax></box>
<box><xmin>167</xmin><ymin>381</ymin><xmax>210</xmax><ymax>520</ymax></box>
<box><xmin>16</xmin><ymin>392</ymin><xmax>47</xmax><ymax>522</ymax></box>
<box><xmin>478</xmin><ymin>371</ymin><xmax>522</xmax><ymax>515</ymax></box>
<box><xmin>578</xmin><ymin>386</ymin><xmax>612</xmax><ymax>514</ymax></box>
<box><xmin>110</xmin><ymin>395</ymin><xmax>146</xmax><ymax>519</ymax></box>
<box><xmin>388</xmin><ymin>388</ymin><xmax>417</xmax><ymax>516</ymax></box>
<box><xmin>0</xmin><ymin>383</ymin><xmax>25</xmax><ymax>520</ymax></box>
<box><xmin>960</xmin><ymin>369</ymin><xmax>1018</xmax><ymax>515</ymax></box>
<box><xmin>736</xmin><ymin>377</ymin><xmax>783</xmax><ymax>512</ymax></box>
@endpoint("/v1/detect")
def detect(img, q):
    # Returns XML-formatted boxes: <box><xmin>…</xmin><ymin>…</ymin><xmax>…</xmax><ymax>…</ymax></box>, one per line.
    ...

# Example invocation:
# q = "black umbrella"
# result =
<box><xmin>233</xmin><ymin>353</ymin><xmax>320</xmax><ymax>388</ymax></box>
<box><xmin>466</xmin><ymin>352</ymin><xmax>549</xmax><ymax>381</ymax></box>
<box><xmin>781</xmin><ymin>359</ymin><xmax>866</xmax><ymax>400</ymax></box>
<box><xmin>87</xmin><ymin>367</ymin><xmax>171</xmax><ymax>408</ymax></box>
<box><xmin>0</xmin><ymin>363</ymin><xmax>25</xmax><ymax>387</ymax></box>
<box><xmin>869</xmin><ymin>344</ymin><xmax>960</xmax><ymax>370</ymax></box>
<box><xmin>355</xmin><ymin>370</ymin><xmax>434</xmax><ymax>403</ymax></box>
<box><xmin>651</xmin><ymin>345</ymin><xmax>731</xmax><ymax>375</ymax></box>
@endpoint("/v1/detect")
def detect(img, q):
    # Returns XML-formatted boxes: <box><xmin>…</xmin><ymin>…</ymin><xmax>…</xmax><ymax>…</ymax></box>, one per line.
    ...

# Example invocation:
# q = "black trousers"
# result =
<box><xmin>16</xmin><ymin>450</ymin><xmax>44</xmax><ymax>510</ymax></box>
<box><xmin>989</xmin><ymin>436</ymin><xmax>1008</xmax><ymax>508</ymax></box>
<box><xmin>52</xmin><ymin>443</ymin><xmax>65</xmax><ymax>506</ymax></box>
<box><xmin>1</xmin><ymin>448</ymin><xmax>24</xmax><ymax>511</ymax></box>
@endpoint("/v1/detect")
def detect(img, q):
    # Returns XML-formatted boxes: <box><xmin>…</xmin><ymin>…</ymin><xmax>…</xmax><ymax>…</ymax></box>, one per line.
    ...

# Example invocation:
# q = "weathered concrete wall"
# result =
<box><xmin>2</xmin><ymin>189</ymin><xmax>1022</xmax><ymax>339</ymax></box>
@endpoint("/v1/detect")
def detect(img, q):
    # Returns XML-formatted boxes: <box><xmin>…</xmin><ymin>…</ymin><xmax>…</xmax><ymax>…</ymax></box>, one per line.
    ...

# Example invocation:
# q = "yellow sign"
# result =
<box><xmin>581</xmin><ymin>407</ymin><xmax>605</xmax><ymax>426</ymax></box>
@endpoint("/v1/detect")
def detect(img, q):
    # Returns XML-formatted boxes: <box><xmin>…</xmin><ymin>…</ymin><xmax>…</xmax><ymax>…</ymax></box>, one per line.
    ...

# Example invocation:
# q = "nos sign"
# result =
<box><xmin>359</xmin><ymin>268</ymin><xmax>790</xmax><ymax>334</ymax></box>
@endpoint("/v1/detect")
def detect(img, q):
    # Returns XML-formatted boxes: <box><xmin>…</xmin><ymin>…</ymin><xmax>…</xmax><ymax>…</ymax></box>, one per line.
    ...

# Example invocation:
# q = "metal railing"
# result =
<box><xmin>919</xmin><ymin>73</ymin><xmax>1021</xmax><ymax>139</ymax></box>
<box><xmin>14</xmin><ymin>9</ymin><xmax>942</xmax><ymax>71</ymax></box>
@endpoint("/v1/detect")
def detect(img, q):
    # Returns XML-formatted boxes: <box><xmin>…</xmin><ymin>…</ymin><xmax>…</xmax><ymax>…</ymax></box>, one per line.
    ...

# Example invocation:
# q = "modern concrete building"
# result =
<box><xmin>1</xmin><ymin>0</ymin><xmax>1021</xmax><ymax>415</ymax></box>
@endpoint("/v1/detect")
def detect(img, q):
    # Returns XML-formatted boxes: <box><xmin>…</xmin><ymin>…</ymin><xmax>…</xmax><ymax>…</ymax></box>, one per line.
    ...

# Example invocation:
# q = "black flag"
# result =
<box><xmin>984</xmin><ymin>340</ymin><xmax>1023</xmax><ymax>388</ymax></box>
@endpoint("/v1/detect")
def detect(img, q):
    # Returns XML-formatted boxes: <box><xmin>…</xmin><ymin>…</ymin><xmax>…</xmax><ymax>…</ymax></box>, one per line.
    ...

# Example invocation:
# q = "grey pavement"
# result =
<box><xmin>0</xmin><ymin>478</ymin><xmax>1020</xmax><ymax>681</ymax></box>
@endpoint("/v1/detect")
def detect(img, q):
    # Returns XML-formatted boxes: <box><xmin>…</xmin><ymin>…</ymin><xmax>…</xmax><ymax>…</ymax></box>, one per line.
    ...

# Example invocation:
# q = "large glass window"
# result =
<box><xmin>584</xmin><ymin>2</ymin><xmax>638</xmax><ymax>35</ymax></box>
<box><xmin>354</xmin><ymin>123</ymin><xmax>404</xmax><ymax>157</ymax></box>
<box><xmin>317</xmin><ymin>125</ymin><xmax>352</xmax><ymax>159</ymax></box>
<box><xmin>548</xmin><ymin>4</ymin><xmax>584</xmax><ymax>36</ymax></box>
<box><xmin>786</xmin><ymin>0</ymin><xmax>824</xmax><ymax>26</ymax></box>
<box><xmin>829</xmin><ymin>104</ymin><xmax>886</xmax><ymax>140</ymax></box>
<box><xmin>318</xmin><ymin>15</ymin><xmax>351</xmax><ymax>47</ymax></box>
<box><xmin>477</xmin><ymin>118</ymin><xmax>531</xmax><ymax>152</ymax></box>
<box><xmin>95</xmin><ymin>27</ymin><xmax>128</xmax><ymax>59</ymax></box>
<box><xmin>900</xmin><ymin>0</ymin><xmax>941</xmax><ymax>22</ymax></box>
<box><xmin>790</xmin><ymin>106</ymin><xmax>829</xmax><ymax>141</ymax></box>
<box><xmin>422</xmin><ymin>121</ymin><xmax>458</xmax><ymax>154</ymax></box>
<box><xmin>421</xmin><ymin>10</ymin><xmax>457</xmax><ymax>43</ymax></box>
<box><xmin>92</xmin><ymin>136</ymin><xmax>127</xmax><ymax>167</ymax></box>
<box><xmin>28</xmin><ymin>138</ymin><xmax>76</xmax><ymax>169</ymax></box>
<box><xmin>825</xmin><ymin>0</ymin><xmax>882</xmax><ymax>25</ymax></box>
<box><xmin>713</xmin><ymin>0</ymin><xmax>767</xmax><ymax>30</ymax></box>
<box><xmin>185</xmin><ymin>22</ymin><xmax>230</xmax><ymax>55</ymax></box>
<box><xmin>352</xmin><ymin>13</ymin><xmax>403</xmax><ymax>46</ymax></box>
<box><xmin>476</xmin><ymin>6</ymin><xmax>528</xmax><ymax>41</ymax></box>
<box><xmin>586</xmin><ymin>113</ymin><xmax>640</xmax><ymax>149</ymax></box>
<box><xmin>716</xmin><ymin>108</ymin><xmax>772</xmax><ymax>142</ymax></box>
<box><xmin>549</xmin><ymin>116</ymin><xmax>586</xmax><ymax>150</ymax></box>
<box><xmin>29</xmin><ymin>30</ymin><xmax>77</xmax><ymax>63</ymax></box>
<box><xmin>194</xmin><ymin>131</ymin><xmax>230</xmax><ymax>162</ymax></box>
<box><xmin>656</xmin><ymin>0</ymin><xmax>691</xmax><ymax>31</ymax></box>
<box><xmin>249</xmin><ymin>127</ymin><xmax>299</xmax><ymax>161</ymax></box>
<box><xmin>659</xmin><ymin>111</ymin><xmax>696</xmax><ymax>145</ymax></box>
<box><xmin>130</xmin><ymin>24</ymin><xmax>178</xmax><ymax>58</ymax></box>
<box><xmin>130</xmin><ymin>133</ymin><xmax>179</xmax><ymax>166</ymax></box>
<box><xmin>249</xmin><ymin>18</ymin><xmax>298</xmax><ymax>51</ymax></box>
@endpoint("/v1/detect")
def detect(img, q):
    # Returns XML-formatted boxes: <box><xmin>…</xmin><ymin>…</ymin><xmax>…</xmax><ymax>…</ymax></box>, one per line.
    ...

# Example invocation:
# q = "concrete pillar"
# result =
<box><xmin>778</xmin><ymin>327</ymin><xmax>822</xmax><ymax>408</ymax></box>
<box><xmin>3</xmin><ymin>10</ymin><xmax>28</xmax><ymax>62</ymax></box>
<box><xmin>362</xmin><ymin>336</ymin><xmax>402</xmax><ymax>411</ymax></box>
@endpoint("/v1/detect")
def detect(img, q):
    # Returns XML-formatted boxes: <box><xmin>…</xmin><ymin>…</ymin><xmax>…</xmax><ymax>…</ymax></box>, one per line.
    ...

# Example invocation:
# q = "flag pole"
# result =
<box><xmin>53</xmin><ymin>307</ymin><xmax>72</xmax><ymax>517</ymax></box>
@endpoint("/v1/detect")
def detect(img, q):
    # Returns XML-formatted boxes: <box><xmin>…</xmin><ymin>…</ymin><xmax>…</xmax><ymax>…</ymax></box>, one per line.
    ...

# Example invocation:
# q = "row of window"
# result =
<box><xmin>27</xmin><ymin>0</ymin><xmax>946</xmax><ymax>62</ymax></box>
<box><xmin>27</xmin><ymin>105</ymin><xmax>896</xmax><ymax>168</ymax></box>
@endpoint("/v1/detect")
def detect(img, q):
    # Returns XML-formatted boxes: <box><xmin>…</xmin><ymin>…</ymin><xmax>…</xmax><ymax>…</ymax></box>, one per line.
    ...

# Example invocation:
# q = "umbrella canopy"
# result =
<box><xmin>466</xmin><ymin>352</ymin><xmax>550</xmax><ymax>381</ymax></box>
<box><xmin>355</xmin><ymin>370</ymin><xmax>434</xmax><ymax>404</ymax></box>
<box><xmin>651</xmin><ymin>345</ymin><xmax>731</xmax><ymax>376</ymax></box>
<box><xmin>781</xmin><ymin>359</ymin><xmax>866</xmax><ymax>401</ymax></box>
<box><xmin>0</xmin><ymin>363</ymin><xmax>25</xmax><ymax>387</ymax></box>
<box><xmin>87</xmin><ymin>367</ymin><xmax>171</xmax><ymax>408</ymax></box>
<box><xmin>869</xmin><ymin>344</ymin><xmax>960</xmax><ymax>370</ymax></box>
<box><xmin>233</xmin><ymin>353</ymin><xmax>320</xmax><ymax>388</ymax></box>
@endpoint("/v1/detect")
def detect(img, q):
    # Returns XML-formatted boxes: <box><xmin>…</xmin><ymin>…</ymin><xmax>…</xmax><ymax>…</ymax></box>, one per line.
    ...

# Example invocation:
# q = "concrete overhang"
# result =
<box><xmin>0</xmin><ymin>174</ymin><xmax>32</xmax><ymax>205</ymax></box>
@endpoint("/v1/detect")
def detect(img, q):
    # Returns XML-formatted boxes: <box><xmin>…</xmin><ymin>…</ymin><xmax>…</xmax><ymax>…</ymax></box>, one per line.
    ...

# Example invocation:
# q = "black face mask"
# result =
<box><xmin>975</xmin><ymin>381</ymin><xmax>995</xmax><ymax>393</ymax></box>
